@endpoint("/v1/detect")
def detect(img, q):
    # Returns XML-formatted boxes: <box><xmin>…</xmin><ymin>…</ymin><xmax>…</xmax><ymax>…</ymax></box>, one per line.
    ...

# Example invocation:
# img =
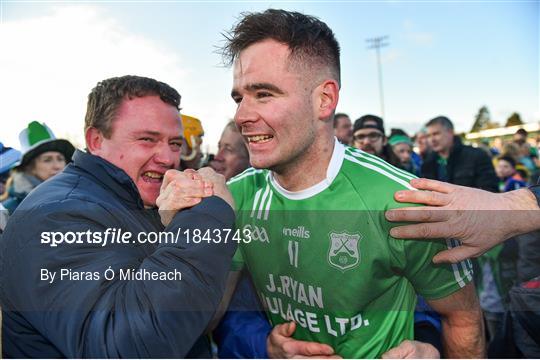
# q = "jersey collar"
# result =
<box><xmin>269</xmin><ymin>138</ymin><xmax>345</xmax><ymax>200</ymax></box>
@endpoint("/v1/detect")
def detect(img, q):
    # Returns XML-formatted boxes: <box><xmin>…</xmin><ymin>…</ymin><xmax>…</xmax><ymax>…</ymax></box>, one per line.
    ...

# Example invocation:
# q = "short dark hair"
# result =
<box><xmin>85</xmin><ymin>75</ymin><xmax>181</xmax><ymax>138</ymax></box>
<box><xmin>333</xmin><ymin>113</ymin><xmax>349</xmax><ymax>128</ymax></box>
<box><xmin>498</xmin><ymin>155</ymin><xmax>516</xmax><ymax>168</ymax></box>
<box><xmin>221</xmin><ymin>9</ymin><xmax>341</xmax><ymax>84</ymax></box>
<box><xmin>426</xmin><ymin>116</ymin><xmax>454</xmax><ymax>131</ymax></box>
<box><xmin>515</xmin><ymin>128</ymin><xmax>528</xmax><ymax>137</ymax></box>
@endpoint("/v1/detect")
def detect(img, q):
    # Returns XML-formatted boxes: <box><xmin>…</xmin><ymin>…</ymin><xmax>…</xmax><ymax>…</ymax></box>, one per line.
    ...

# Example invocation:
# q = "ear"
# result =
<box><xmin>316</xmin><ymin>79</ymin><xmax>339</xmax><ymax>121</ymax></box>
<box><xmin>85</xmin><ymin>127</ymin><xmax>104</xmax><ymax>154</ymax></box>
<box><xmin>383</xmin><ymin>136</ymin><xmax>388</xmax><ymax>146</ymax></box>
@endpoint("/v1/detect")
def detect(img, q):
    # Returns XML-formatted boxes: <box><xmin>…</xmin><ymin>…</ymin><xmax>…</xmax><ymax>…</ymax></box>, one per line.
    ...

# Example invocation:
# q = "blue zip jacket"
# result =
<box><xmin>0</xmin><ymin>150</ymin><xmax>236</xmax><ymax>358</ymax></box>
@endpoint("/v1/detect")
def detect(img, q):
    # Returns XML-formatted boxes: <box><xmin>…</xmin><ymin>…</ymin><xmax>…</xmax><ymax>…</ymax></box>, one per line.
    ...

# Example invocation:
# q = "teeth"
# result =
<box><xmin>144</xmin><ymin>171</ymin><xmax>163</xmax><ymax>179</ymax></box>
<box><xmin>248</xmin><ymin>135</ymin><xmax>273</xmax><ymax>143</ymax></box>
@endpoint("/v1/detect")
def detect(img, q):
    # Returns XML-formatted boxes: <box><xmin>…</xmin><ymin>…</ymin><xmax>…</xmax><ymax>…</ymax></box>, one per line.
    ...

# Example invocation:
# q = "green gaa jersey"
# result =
<box><xmin>228</xmin><ymin>140</ymin><xmax>473</xmax><ymax>358</ymax></box>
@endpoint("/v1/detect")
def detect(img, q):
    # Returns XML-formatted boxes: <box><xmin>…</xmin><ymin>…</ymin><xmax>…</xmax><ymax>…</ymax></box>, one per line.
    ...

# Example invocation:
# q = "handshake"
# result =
<box><xmin>156</xmin><ymin>167</ymin><xmax>234</xmax><ymax>226</ymax></box>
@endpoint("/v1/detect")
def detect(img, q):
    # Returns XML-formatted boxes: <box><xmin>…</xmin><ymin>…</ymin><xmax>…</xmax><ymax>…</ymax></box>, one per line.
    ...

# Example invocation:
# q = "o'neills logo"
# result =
<box><xmin>282</xmin><ymin>226</ymin><xmax>310</xmax><ymax>239</ymax></box>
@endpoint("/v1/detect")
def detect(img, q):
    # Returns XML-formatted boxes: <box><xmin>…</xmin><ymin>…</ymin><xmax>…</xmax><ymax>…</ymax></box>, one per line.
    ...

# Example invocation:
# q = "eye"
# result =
<box><xmin>139</xmin><ymin>137</ymin><xmax>155</xmax><ymax>143</ymax></box>
<box><xmin>256</xmin><ymin>91</ymin><xmax>272</xmax><ymax>99</ymax></box>
<box><xmin>232</xmin><ymin>96</ymin><xmax>243</xmax><ymax>104</ymax></box>
<box><xmin>170</xmin><ymin>141</ymin><xmax>182</xmax><ymax>151</ymax></box>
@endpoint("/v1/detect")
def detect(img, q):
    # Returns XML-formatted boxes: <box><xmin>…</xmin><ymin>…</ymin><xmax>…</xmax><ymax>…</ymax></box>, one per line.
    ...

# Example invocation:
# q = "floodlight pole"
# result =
<box><xmin>366</xmin><ymin>36</ymin><xmax>389</xmax><ymax>120</ymax></box>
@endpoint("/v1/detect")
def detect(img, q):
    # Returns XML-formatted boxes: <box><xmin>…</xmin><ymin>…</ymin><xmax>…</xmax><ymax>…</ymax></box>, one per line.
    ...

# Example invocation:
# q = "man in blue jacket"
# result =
<box><xmin>0</xmin><ymin>75</ymin><xmax>236</xmax><ymax>358</ymax></box>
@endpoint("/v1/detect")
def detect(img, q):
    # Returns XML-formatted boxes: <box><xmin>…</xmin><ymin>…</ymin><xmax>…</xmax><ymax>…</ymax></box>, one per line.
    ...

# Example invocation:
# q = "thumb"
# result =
<box><xmin>382</xmin><ymin>344</ymin><xmax>408</xmax><ymax>359</ymax></box>
<box><xmin>282</xmin><ymin>321</ymin><xmax>296</xmax><ymax>337</ymax></box>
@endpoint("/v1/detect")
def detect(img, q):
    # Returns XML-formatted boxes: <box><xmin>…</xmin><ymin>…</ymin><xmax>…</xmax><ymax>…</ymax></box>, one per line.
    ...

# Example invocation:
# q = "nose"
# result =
<box><xmin>153</xmin><ymin>142</ymin><xmax>176</xmax><ymax>168</ymax></box>
<box><xmin>214</xmin><ymin>149</ymin><xmax>225</xmax><ymax>162</ymax></box>
<box><xmin>53</xmin><ymin>159</ymin><xmax>65</xmax><ymax>172</ymax></box>
<box><xmin>360</xmin><ymin>137</ymin><xmax>372</xmax><ymax>145</ymax></box>
<box><xmin>234</xmin><ymin>97</ymin><xmax>258</xmax><ymax>129</ymax></box>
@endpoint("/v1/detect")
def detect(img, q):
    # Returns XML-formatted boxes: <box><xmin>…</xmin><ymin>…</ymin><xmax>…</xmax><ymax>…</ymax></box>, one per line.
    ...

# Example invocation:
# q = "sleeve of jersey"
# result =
<box><xmin>384</xmin><ymin>203</ymin><xmax>473</xmax><ymax>300</ymax></box>
<box><xmin>401</xmin><ymin>237</ymin><xmax>473</xmax><ymax>300</ymax></box>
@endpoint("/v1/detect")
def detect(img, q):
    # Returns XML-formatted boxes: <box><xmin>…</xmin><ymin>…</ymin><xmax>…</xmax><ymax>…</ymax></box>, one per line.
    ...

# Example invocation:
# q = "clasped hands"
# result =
<box><xmin>156</xmin><ymin>167</ymin><xmax>234</xmax><ymax>226</ymax></box>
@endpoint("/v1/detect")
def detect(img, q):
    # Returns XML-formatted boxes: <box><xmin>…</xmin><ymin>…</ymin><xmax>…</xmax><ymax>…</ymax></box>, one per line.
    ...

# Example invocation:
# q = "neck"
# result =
<box><xmin>438</xmin><ymin>145</ymin><xmax>452</xmax><ymax>159</ymax></box>
<box><xmin>273</xmin><ymin>136</ymin><xmax>335</xmax><ymax>192</ymax></box>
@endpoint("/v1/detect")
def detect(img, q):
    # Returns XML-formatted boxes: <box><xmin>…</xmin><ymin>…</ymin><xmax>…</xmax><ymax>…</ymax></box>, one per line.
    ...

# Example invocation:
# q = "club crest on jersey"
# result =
<box><xmin>327</xmin><ymin>232</ymin><xmax>362</xmax><ymax>271</ymax></box>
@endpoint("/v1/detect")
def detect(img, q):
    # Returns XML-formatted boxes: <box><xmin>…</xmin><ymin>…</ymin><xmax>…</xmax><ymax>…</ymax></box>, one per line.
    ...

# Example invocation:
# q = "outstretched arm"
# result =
<box><xmin>386</xmin><ymin>178</ymin><xmax>540</xmax><ymax>263</ymax></box>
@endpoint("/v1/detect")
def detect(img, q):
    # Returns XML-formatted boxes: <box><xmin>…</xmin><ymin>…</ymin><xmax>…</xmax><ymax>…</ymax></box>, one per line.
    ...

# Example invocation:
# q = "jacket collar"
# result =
<box><xmin>450</xmin><ymin>136</ymin><xmax>463</xmax><ymax>154</ymax></box>
<box><xmin>67</xmin><ymin>149</ymin><xmax>145</xmax><ymax>208</ymax></box>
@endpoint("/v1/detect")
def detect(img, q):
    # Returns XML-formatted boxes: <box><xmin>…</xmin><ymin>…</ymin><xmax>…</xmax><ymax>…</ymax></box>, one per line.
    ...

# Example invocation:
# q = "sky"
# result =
<box><xmin>1</xmin><ymin>0</ymin><xmax>538</xmax><ymax>153</ymax></box>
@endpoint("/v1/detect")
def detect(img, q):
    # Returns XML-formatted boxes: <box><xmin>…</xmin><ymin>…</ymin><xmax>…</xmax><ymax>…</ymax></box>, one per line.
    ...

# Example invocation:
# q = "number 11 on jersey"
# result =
<box><xmin>288</xmin><ymin>240</ymin><xmax>299</xmax><ymax>267</ymax></box>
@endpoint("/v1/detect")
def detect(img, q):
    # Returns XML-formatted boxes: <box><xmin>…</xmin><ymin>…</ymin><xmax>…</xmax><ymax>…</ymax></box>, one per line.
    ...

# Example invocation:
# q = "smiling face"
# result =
<box><xmin>231</xmin><ymin>39</ymin><xmax>322</xmax><ymax>173</ymax></box>
<box><xmin>89</xmin><ymin>95</ymin><xmax>183</xmax><ymax>207</ymax></box>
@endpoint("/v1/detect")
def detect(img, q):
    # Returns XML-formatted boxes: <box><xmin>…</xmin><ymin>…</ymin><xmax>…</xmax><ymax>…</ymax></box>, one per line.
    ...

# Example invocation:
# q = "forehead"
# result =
<box><xmin>113</xmin><ymin>96</ymin><xmax>182</xmax><ymax>134</ymax></box>
<box><xmin>394</xmin><ymin>143</ymin><xmax>411</xmax><ymax>150</ymax></box>
<box><xmin>427</xmin><ymin>124</ymin><xmax>445</xmax><ymax>133</ymax></box>
<box><xmin>336</xmin><ymin>116</ymin><xmax>351</xmax><ymax>125</ymax></box>
<box><xmin>233</xmin><ymin>39</ymin><xmax>300</xmax><ymax>86</ymax></box>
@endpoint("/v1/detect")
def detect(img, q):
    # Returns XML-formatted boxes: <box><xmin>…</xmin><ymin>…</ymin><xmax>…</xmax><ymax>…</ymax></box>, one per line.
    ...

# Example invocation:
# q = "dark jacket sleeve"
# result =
<box><xmin>1</xmin><ymin>196</ymin><xmax>236</xmax><ymax>358</ymax></box>
<box><xmin>473</xmin><ymin>149</ymin><xmax>499</xmax><ymax>192</ymax></box>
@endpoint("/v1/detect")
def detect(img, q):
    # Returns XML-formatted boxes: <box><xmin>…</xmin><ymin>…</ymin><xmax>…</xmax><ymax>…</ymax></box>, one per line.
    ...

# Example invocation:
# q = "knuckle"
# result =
<box><xmin>419</xmin><ymin>225</ymin><xmax>431</xmax><ymax>238</ymax></box>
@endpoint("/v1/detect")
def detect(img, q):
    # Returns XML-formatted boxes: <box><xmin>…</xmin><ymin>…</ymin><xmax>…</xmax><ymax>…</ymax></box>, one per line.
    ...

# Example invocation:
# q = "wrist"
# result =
<box><xmin>503</xmin><ymin>188</ymin><xmax>538</xmax><ymax>211</ymax></box>
<box><xmin>501</xmin><ymin>189</ymin><xmax>540</xmax><ymax>237</ymax></box>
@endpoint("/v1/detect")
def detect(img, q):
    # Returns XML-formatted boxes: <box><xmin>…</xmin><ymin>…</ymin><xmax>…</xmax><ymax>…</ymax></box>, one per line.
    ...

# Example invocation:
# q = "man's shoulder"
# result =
<box><xmin>16</xmin><ymin>169</ymin><xmax>114</xmax><ymax>214</ymax></box>
<box><xmin>342</xmin><ymin>147</ymin><xmax>416</xmax><ymax>191</ymax></box>
<box><xmin>460</xmin><ymin>143</ymin><xmax>489</xmax><ymax>159</ymax></box>
<box><xmin>340</xmin><ymin>147</ymin><xmax>418</xmax><ymax>210</ymax></box>
<box><xmin>227</xmin><ymin>168</ymin><xmax>268</xmax><ymax>192</ymax></box>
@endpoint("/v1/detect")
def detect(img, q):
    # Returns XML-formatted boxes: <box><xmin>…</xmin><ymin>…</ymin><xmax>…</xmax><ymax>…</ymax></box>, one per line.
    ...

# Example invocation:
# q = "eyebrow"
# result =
<box><xmin>231</xmin><ymin>82</ymin><xmax>284</xmax><ymax>98</ymax></box>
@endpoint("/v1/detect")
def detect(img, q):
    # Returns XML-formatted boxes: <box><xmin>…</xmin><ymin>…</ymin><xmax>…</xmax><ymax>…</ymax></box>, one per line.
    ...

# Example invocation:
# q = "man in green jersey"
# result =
<box><xmin>221</xmin><ymin>9</ymin><xmax>484</xmax><ymax>358</ymax></box>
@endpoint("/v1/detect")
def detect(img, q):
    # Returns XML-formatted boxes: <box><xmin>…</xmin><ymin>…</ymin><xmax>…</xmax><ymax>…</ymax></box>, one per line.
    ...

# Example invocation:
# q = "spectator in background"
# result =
<box><xmin>513</xmin><ymin>128</ymin><xmax>537</xmax><ymax>174</ymax></box>
<box><xmin>352</xmin><ymin>114</ymin><xmax>402</xmax><ymax>168</ymax></box>
<box><xmin>0</xmin><ymin>143</ymin><xmax>21</xmax><ymax>196</ymax></box>
<box><xmin>478</xmin><ymin>139</ymin><xmax>495</xmax><ymax>159</ymax></box>
<box><xmin>496</xmin><ymin>155</ymin><xmax>527</xmax><ymax>192</ymax></box>
<box><xmin>0</xmin><ymin>143</ymin><xmax>21</xmax><ymax>231</ymax></box>
<box><xmin>333</xmin><ymin>112</ymin><xmax>352</xmax><ymax>145</ymax></box>
<box><xmin>501</xmin><ymin>143</ymin><xmax>531</xmax><ymax>184</ymax></box>
<box><xmin>209</xmin><ymin>121</ymin><xmax>268</xmax><ymax>359</ymax></box>
<box><xmin>414</xmin><ymin>127</ymin><xmax>430</xmax><ymax>160</ymax></box>
<box><xmin>1</xmin><ymin>121</ymin><xmax>74</xmax><ymax>214</ymax></box>
<box><xmin>502</xmin><ymin>142</ymin><xmax>521</xmax><ymax>162</ymax></box>
<box><xmin>476</xmin><ymin>154</ymin><xmax>527</xmax><ymax>345</ymax></box>
<box><xmin>389</xmin><ymin>130</ymin><xmax>421</xmax><ymax>176</ymax></box>
<box><xmin>180</xmin><ymin>114</ymin><xmax>205</xmax><ymax>170</ymax></box>
<box><xmin>209</xmin><ymin>121</ymin><xmax>250</xmax><ymax>181</ymax></box>
<box><xmin>422</xmin><ymin>116</ymin><xmax>498</xmax><ymax>192</ymax></box>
